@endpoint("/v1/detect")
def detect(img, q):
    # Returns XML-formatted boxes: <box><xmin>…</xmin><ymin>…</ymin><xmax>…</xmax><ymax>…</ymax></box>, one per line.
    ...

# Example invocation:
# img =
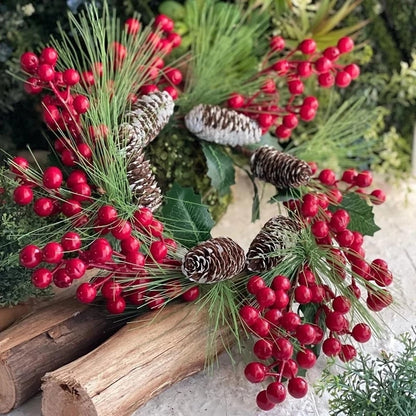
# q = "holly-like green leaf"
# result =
<box><xmin>332</xmin><ymin>192</ymin><xmax>381</xmax><ymax>236</ymax></box>
<box><xmin>161</xmin><ymin>183</ymin><xmax>215</xmax><ymax>248</ymax></box>
<box><xmin>201</xmin><ymin>141</ymin><xmax>235</xmax><ymax>196</ymax></box>
<box><xmin>269</xmin><ymin>187</ymin><xmax>302</xmax><ymax>204</ymax></box>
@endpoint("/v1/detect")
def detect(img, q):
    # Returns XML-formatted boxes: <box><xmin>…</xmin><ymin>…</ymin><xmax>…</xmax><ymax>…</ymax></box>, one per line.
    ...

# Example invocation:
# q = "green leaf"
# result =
<box><xmin>331</xmin><ymin>193</ymin><xmax>381</xmax><ymax>236</ymax></box>
<box><xmin>246</xmin><ymin>132</ymin><xmax>283</xmax><ymax>151</ymax></box>
<box><xmin>269</xmin><ymin>187</ymin><xmax>302</xmax><ymax>204</ymax></box>
<box><xmin>161</xmin><ymin>183</ymin><xmax>215</xmax><ymax>248</ymax></box>
<box><xmin>201</xmin><ymin>142</ymin><xmax>235</xmax><ymax>196</ymax></box>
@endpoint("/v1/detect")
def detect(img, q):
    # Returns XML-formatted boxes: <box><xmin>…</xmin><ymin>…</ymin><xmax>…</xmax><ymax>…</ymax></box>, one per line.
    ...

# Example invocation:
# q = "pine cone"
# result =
<box><xmin>127</xmin><ymin>150</ymin><xmax>162</xmax><ymax>211</ymax></box>
<box><xmin>184</xmin><ymin>104</ymin><xmax>262</xmax><ymax>147</ymax></box>
<box><xmin>246</xmin><ymin>216</ymin><xmax>300</xmax><ymax>273</ymax></box>
<box><xmin>120</xmin><ymin>91</ymin><xmax>174</xmax><ymax>153</ymax></box>
<box><xmin>182</xmin><ymin>237</ymin><xmax>246</xmax><ymax>283</ymax></box>
<box><xmin>250</xmin><ymin>146</ymin><xmax>312</xmax><ymax>189</ymax></box>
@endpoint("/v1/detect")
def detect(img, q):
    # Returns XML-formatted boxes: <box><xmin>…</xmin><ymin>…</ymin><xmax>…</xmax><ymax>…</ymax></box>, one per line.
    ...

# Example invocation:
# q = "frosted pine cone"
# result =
<box><xmin>246</xmin><ymin>216</ymin><xmax>300</xmax><ymax>272</ymax></box>
<box><xmin>127</xmin><ymin>150</ymin><xmax>162</xmax><ymax>211</ymax></box>
<box><xmin>182</xmin><ymin>237</ymin><xmax>246</xmax><ymax>283</ymax></box>
<box><xmin>250</xmin><ymin>146</ymin><xmax>312</xmax><ymax>189</ymax></box>
<box><xmin>120</xmin><ymin>91</ymin><xmax>174</xmax><ymax>153</ymax></box>
<box><xmin>184</xmin><ymin>104</ymin><xmax>262</xmax><ymax>147</ymax></box>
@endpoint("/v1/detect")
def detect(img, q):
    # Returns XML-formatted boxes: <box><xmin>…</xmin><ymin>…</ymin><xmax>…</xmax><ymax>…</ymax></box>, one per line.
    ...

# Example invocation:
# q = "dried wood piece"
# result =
<box><xmin>0</xmin><ymin>299</ymin><xmax>118</xmax><ymax>413</ymax></box>
<box><xmin>42</xmin><ymin>303</ymin><xmax>233</xmax><ymax>416</ymax></box>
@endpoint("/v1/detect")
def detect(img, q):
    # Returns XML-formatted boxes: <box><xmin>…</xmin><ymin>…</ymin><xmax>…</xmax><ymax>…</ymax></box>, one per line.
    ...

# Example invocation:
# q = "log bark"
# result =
<box><xmin>0</xmin><ymin>298</ymin><xmax>120</xmax><ymax>413</ymax></box>
<box><xmin>42</xmin><ymin>303</ymin><xmax>234</xmax><ymax>416</ymax></box>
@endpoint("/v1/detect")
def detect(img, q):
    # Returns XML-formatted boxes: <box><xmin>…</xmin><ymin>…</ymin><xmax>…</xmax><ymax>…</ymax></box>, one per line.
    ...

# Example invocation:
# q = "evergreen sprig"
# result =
<box><xmin>317</xmin><ymin>328</ymin><xmax>416</xmax><ymax>416</ymax></box>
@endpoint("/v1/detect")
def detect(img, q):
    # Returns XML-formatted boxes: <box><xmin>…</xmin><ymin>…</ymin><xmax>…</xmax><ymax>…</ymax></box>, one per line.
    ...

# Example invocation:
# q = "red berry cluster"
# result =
<box><xmin>20</xmin><ymin>14</ymin><xmax>184</xmax><ymax>168</ymax></box>
<box><xmin>227</xmin><ymin>36</ymin><xmax>359</xmax><ymax>141</ymax></box>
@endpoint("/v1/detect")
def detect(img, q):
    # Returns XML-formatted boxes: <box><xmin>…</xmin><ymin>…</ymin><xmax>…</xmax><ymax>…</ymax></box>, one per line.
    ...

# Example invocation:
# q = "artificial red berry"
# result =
<box><xmin>263</xmin><ymin>308</ymin><xmax>282</xmax><ymax>326</ymax></box>
<box><xmin>272</xmin><ymin>59</ymin><xmax>289</xmax><ymax>74</ymax></box>
<box><xmin>299</xmin><ymin>105</ymin><xmax>316</xmax><ymax>121</ymax></box>
<box><xmin>43</xmin><ymin>242</ymin><xmax>64</xmax><ymax>263</ymax></box>
<box><xmin>246</xmin><ymin>275</ymin><xmax>265</xmax><ymax>295</ymax></box>
<box><xmin>125</xmin><ymin>17</ymin><xmax>141</xmax><ymax>35</ymax></box>
<box><xmin>315</xmin><ymin>57</ymin><xmax>332</xmax><ymax>73</ymax></box>
<box><xmin>337</xmin><ymin>37</ymin><xmax>354</xmax><ymax>53</ymax></box>
<box><xmin>282</xmin><ymin>114</ymin><xmax>298</xmax><ymax>129</ymax></box>
<box><xmin>271</xmin><ymin>275</ymin><xmax>291</xmax><ymax>291</ymax></box>
<box><xmin>344</xmin><ymin>63</ymin><xmax>360</xmax><ymax>79</ymax></box>
<box><xmin>256</xmin><ymin>390</ymin><xmax>275</xmax><ymax>411</ymax></box>
<box><xmin>323</xmin><ymin>46</ymin><xmax>340</xmax><ymax>61</ymax></box>
<box><xmin>251</xmin><ymin>318</ymin><xmax>270</xmax><ymax>337</ymax></box>
<box><xmin>61</xmin><ymin>149</ymin><xmax>76</xmax><ymax>166</ymax></box>
<box><xmin>275</xmin><ymin>125</ymin><xmax>292</xmax><ymax>140</ymax></box>
<box><xmin>81</xmin><ymin>70</ymin><xmax>95</xmax><ymax>87</ymax></box>
<box><xmin>164</xmin><ymin>85</ymin><xmax>178</xmax><ymax>99</ymax></box>
<box><xmin>272</xmin><ymin>337</ymin><xmax>294</xmax><ymax>360</ymax></box>
<box><xmin>297</xmin><ymin>61</ymin><xmax>313</xmax><ymax>77</ymax></box>
<box><xmin>341</xmin><ymin>168</ymin><xmax>357</xmax><ymax>183</ymax></box>
<box><xmin>37</xmin><ymin>64</ymin><xmax>55</xmax><ymax>82</ymax></box>
<box><xmin>280</xmin><ymin>311</ymin><xmax>301</xmax><ymax>332</ymax></box>
<box><xmin>65</xmin><ymin>258</ymin><xmax>86</xmax><ymax>279</ymax></box>
<box><xmin>303</xmin><ymin>96</ymin><xmax>319</xmax><ymax>110</ymax></box>
<box><xmin>148</xmin><ymin>219</ymin><xmax>164</xmax><ymax>237</ymax></box>
<box><xmin>311</xmin><ymin>220</ymin><xmax>329</xmax><ymax>238</ymax></box>
<box><xmin>329</xmin><ymin>209</ymin><xmax>350</xmax><ymax>233</ymax></box>
<box><xmin>256</xmin><ymin>287</ymin><xmax>276</xmax><ymax>308</ymax></box>
<box><xmin>295</xmin><ymin>324</ymin><xmax>316</xmax><ymax>345</ymax></box>
<box><xmin>77</xmin><ymin>283</ymin><xmax>97</xmax><ymax>303</ymax></box>
<box><xmin>33</xmin><ymin>197</ymin><xmax>53</xmax><ymax>217</ymax></box>
<box><xmin>20</xmin><ymin>51</ymin><xmax>39</xmax><ymax>73</ymax></box>
<box><xmin>318</xmin><ymin>72</ymin><xmax>335</xmax><ymax>88</ymax></box>
<box><xmin>53</xmin><ymin>269</ymin><xmax>73</xmax><ymax>288</ymax></box>
<box><xmin>167</xmin><ymin>32</ymin><xmax>181</xmax><ymax>48</ymax></box>
<box><xmin>261</xmin><ymin>78</ymin><xmax>276</xmax><ymax>94</ymax></box>
<box><xmin>298</xmin><ymin>38</ymin><xmax>316</xmax><ymax>54</ymax></box>
<box><xmin>101</xmin><ymin>280</ymin><xmax>123</xmax><ymax>300</ymax></box>
<box><xmin>61</xmin><ymin>231</ymin><xmax>82</xmax><ymax>251</ymax></box>
<box><xmin>73</xmin><ymin>95</ymin><xmax>90</xmax><ymax>114</ymax></box>
<box><xmin>322</xmin><ymin>337</ymin><xmax>342</xmax><ymax>356</ymax></box>
<box><xmin>227</xmin><ymin>93</ymin><xmax>245</xmax><ymax>109</ymax></box>
<box><xmin>273</xmin><ymin>289</ymin><xmax>290</xmax><ymax>309</ymax></box>
<box><xmin>89</xmin><ymin>238</ymin><xmax>113</xmax><ymax>263</ymax></box>
<box><xmin>310</xmin><ymin>285</ymin><xmax>326</xmax><ymax>303</ymax></box>
<box><xmin>239</xmin><ymin>305</ymin><xmax>260</xmax><ymax>326</ymax></box>
<box><xmin>258</xmin><ymin>113</ymin><xmax>275</xmax><ymax>129</ymax></box>
<box><xmin>181</xmin><ymin>286</ymin><xmax>200</xmax><ymax>302</ymax></box>
<box><xmin>20</xmin><ymin>245</ymin><xmax>42</xmax><ymax>268</ymax></box>
<box><xmin>111</xmin><ymin>220</ymin><xmax>132</xmax><ymax>240</ymax></box>
<box><xmin>13</xmin><ymin>185</ymin><xmax>33</xmax><ymax>205</ymax></box>
<box><xmin>63</xmin><ymin>68</ymin><xmax>80</xmax><ymax>86</ymax></box>
<box><xmin>370</xmin><ymin>189</ymin><xmax>386</xmax><ymax>205</ymax></box>
<box><xmin>120</xmin><ymin>236</ymin><xmax>140</xmax><ymax>254</ymax></box>
<box><xmin>32</xmin><ymin>268</ymin><xmax>53</xmax><ymax>289</ymax></box>
<box><xmin>288</xmin><ymin>79</ymin><xmax>304</xmax><ymax>95</ymax></box>
<box><xmin>97</xmin><ymin>205</ymin><xmax>118</xmax><ymax>225</ymax></box>
<box><xmin>150</xmin><ymin>240</ymin><xmax>168</xmax><ymax>262</ymax></box>
<box><xmin>61</xmin><ymin>199</ymin><xmax>82</xmax><ymax>217</ymax></box>
<box><xmin>332</xmin><ymin>296</ymin><xmax>351</xmax><ymax>314</ymax></box>
<box><xmin>253</xmin><ymin>339</ymin><xmax>273</xmax><ymax>360</ymax></box>
<box><xmin>43</xmin><ymin>166</ymin><xmax>63</xmax><ymax>189</ymax></box>
<box><xmin>352</xmin><ymin>323</ymin><xmax>371</xmax><ymax>343</ymax></box>
<box><xmin>270</xmin><ymin>36</ymin><xmax>285</xmax><ymax>51</ymax></box>
<box><xmin>301</xmin><ymin>194</ymin><xmax>319</xmax><ymax>217</ymax></box>
<box><xmin>140</xmin><ymin>84</ymin><xmax>158</xmax><ymax>94</ymax></box>
<box><xmin>339</xmin><ymin>344</ymin><xmax>357</xmax><ymax>362</ymax></box>
<box><xmin>24</xmin><ymin>77</ymin><xmax>43</xmax><ymax>94</ymax></box>
<box><xmin>294</xmin><ymin>285</ymin><xmax>312</xmax><ymax>304</ymax></box>
<box><xmin>266</xmin><ymin>381</ymin><xmax>286</xmax><ymax>404</ymax></box>
<box><xmin>355</xmin><ymin>170</ymin><xmax>373</xmax><ymax>187</ymax></box>
<box><xmin>296</xmin><ymin>348</ymin><xmax>316</xmax><ymax>369</ymax></box>
<box><xmin>164</xmin><ymin>67</ymin><xmax>183</xmax><ymax>85</ymax></box>
<box><xmin>76</xmin><ymin>143</ymin><xmax>92</xmax><ymax>160</ymax></box>
<box><xmin>127</xmin><ymin>289</ymin><xmax>145</xmax><ymax>305</ymax></box>
<box><xmin>125</xmin><ymin>250</ymin><xmax>145</xmax><ymax>267</ymax></box>
<box><xmin>154</xmin><ymin>14</ymin><xmax>174</xmax><ymax>32</ymax></box>
<box><xmin>10</xmin><ymin>156</ymin><xmax>29</xmax><ymax>174</ymax></box>
<box><xmin>288</xmin><ymin>377</ymin><xmax>308</xmax><ymax>398</ymax></box>
<box><xmin>326</xmin><ymin>311</ymin><xmax>346</xmax><ymax>332</ymax></box>
<box><xmin>335</xmin><ymin>71</ymin><xmax>352</xmax><ymax>88</ymax></box>
<box><xmin>106</xmin><ymin>297</ymin><xmax>126</xmax><ymax>314</ymax></box>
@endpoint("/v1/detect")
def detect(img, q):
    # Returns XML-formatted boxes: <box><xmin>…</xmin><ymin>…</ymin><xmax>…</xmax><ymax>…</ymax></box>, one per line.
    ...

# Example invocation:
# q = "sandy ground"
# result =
<box><xmin>8</xmin><ymin>170</ymin><xmax>416</xmax><ymax>416</ymax></box>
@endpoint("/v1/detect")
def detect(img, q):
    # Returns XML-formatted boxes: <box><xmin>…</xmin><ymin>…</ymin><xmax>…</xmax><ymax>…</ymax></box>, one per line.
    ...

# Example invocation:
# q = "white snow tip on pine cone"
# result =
<box><xmin>184</xmin><ymin>104</ymin><xmax>262</xmax><ymax>147</ymax></box>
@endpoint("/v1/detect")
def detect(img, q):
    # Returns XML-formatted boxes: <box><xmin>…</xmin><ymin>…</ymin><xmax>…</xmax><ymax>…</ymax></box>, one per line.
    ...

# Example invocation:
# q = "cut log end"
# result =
<box><xmin>0</xmin><ymin>363</ymin><xmax>15</xmax><ymax>413</ymax></box>
<box><xmin>42</xmin><ymin>377</ymin><xmax>97</xmax><ymax>416</ymax></box>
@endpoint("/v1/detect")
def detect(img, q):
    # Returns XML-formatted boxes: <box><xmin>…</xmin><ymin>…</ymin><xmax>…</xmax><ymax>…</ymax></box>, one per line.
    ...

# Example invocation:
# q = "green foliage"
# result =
<box><xmin>329</xmin><ymin>192</ymin><xmax>380</xmax><ymax>236</ymax></box>
<box><xmin>317</xmin><ymin>328</ymin><xmax>416</xmax><ymax>416</ymax></box>
<box><xmin>200</xmin><ymin>142</ymin><xmax>235</xmax><ymax>197</ymax></box>
<box><xmin>160</xmin><ymin>183</ymin><xmax>215</xmax><ymax>248</ymax></box>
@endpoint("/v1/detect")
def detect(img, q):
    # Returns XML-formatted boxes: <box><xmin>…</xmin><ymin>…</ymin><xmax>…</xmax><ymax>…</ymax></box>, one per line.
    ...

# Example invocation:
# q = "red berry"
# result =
<box><xmin>279</xmin><ymin>311</ymin><xmax>301</xmax><ymax>332</ymax></box>
<box><xmin>272</xmin><ymin>337</ymin><xmax>293</xmax><ymax>360</ymax></box>
<box><xmin>288</xmin><ymin>79</ymin><xmax>304</xmax><ymax>95</ymax></box>
<box><xmin>295</xmin><ymin>324</ymin><xmax>316</xmax><ymax>345</ymax></box>
<box><xmin>63</xmin><ymin>69</ymin><xmax>80</xmax><ymax>86</ymax></box>
<box><xmin>164</xmin><ymin>85</ymin><xmax>178</xmax><ymax>99</ymax></box>
<box><xmin>61</xmin><ymin>232</ymin><xmax>82</xmax><ymax>251</ymax></box>
<box><xmin>352</xmin><ymin>323</ymin><xmax>371</xmax><ymax>343</ymax></box>
<box><xmin>77</xmin><ymin>283</ymin><xmax>97</xmax><ymax>303</ymax></box>
<box><xmin>37</xmin><ymin>64</ymin><xmax>55</xmax><ymax>82</ymax></box>
<box><xmin>150</xmin><ymin>240</ymin><xmax>168</xmax><ymax>263</ymax></box>
<box><xmin>251</xmin><ymin>318</ymin><xmax>270</xmax><ymax>337</ymax></box>
<box><xmin>61</xmin><ymin>199</ymin><xmax>82</xmax><ymax>217</ymax></box>
<box><xmin>24</xmin><ymin>77</ymin><xmax>44</xmax><ymax>94</ymax></box>
<box><xmin>339</xmin><ymin>344</ymin><xmax>357</xmax><ymax>362</ymax></box>
<box><xmin>239</xmin><ymin>305</ymin><xmax>260</xmax><ymax>326</ymax></box>
<box><xmin>298</xmin><ymin>38</ymin><xmax>316</xmax><ymax>54</ymax></box>
<box><xmin>77</xmin><ymin>143</ymin><xmax>92</xmax><ymax>160</ymax></box>
<box><xmin>325</xmin><ymin>311</ymin><xmax>346</xmax><ymax>332</ymax></box>
<box><xmin>253</xmin><ymin>339</ymin><xmax>273</xmax><ymax>360</ymax></box>
<box><xmin>344</xmin><ymin>63</ymin><xmax>360</xmax><ymax>79</ymax></box>
<box><xmin>111</xmin><ymin>220</ymin><xmax>132</xmax><ymax>240</ymax></box>
<box><xmin>335</xmin><ymin>71</ymin><xmax>352</xmax><ymax>88</ymax></box>
<box><xmin>97</xmin><ymin>205</ymin><xmax>118</xmax><ymax>225</ymax></box>
<box><xmin>106</xmin><ymin>297</ymin><xmax>126</xmax><ymax>314</ymax></box>
<box><xmin>258</xmin><ymin>113</ymin><xmax>275</xmax><ymax>129</ymax></box>
<box><xmin>125</xmin><ymin>17</ymin><xmax>141</xmax><ymax>35</ymax></box>
<box><xmin>32</xmin><ymin>268</ymin><xmax>53</xmax><ymax>289</ymax></box>
<box><xmin>133</xmin><ymin>207</ymin><xmax>153</xmax><ymax>227</ymax></box>
<box><xmin>140</xmin><ymin>84</ymin><xmax>158</xmax><ymax>95</ymax></box>
<box><xmin>318</xmin><ymin>72</ymin><xmax>335</xmax><ymax>88</ymax></box>
<box><xmin>310</xmin><ymin>285</ymin><xmax>326</xmax><ymax>302</ymax></box>
<box><xmin>315</xmin><ymin>57</ymin><xmax>332</xmax><ymax>73</ymax></box>
<box><xmin>275</xmin><ymin>125</ymin><xmax>292</xmax><ymax>140</ymax></box>
<box><xmin>341</xmin><ymin>168</ymin><xmax>357</xmax><ymax>183</ymax></box>
<box><xmin>65</xmin><ymin>258</ymin><xmax>86</xmax><ymax>279</ymax></box>
<box><xmin>299</xmin><ymin>105</ymin><xmax>316</xmax><ymax>121</ymax></box>
<box><xmin>125</xmin><ymin>251</ymin><xmax>145</xmax><ymax>267</ymax></box>
<box><xmin>33</xmin><ymin>197</ymin><xmax>53</xmax><ymax>217</ymax></box>
<box><xmin>53</xmin><ymin>269</ymin><xmax>73</xmax><ymax>288</ymax></box>
<box><xmin>247</xmin><ymin>275</ymin><xmax>265</xmax><ymax>294</ymax></box>
<box><xmin>294</xmin><ymin>285</ymin><xmax>312</xmax><ymax>304</ymax></box>
<box><xmin>296</xmin><ymin>348</ymin><xmax>316</xmax><ymax>369</ymax></box>
<box><xmin>266</xmin><ymin>381</ymin><xmax>286</xmax><ymax>404</ymax></box>
<box><xmin>323</xmin><ymin>337</ymin><xmax>342</xmax><ymax>356</ymax></box>
<box><xmin>101</xmin><ymin>280</ymin><xmax>123</xmax><ymax>300</ymax></box>
<box><xmin>164</xmin><ymin>67</ymin><xmax>183</xmax><ymax>85</ymax></box>
<box><xmin>43</xmin><ymin>242</ymin><xmax>64</xmax><ymax>264</ymax></box>
<box><xmin>355</xmin><ymin>170</ymin><xmax>373</xmax><ymax>187</ymax></box>
<box><xmin>256</xmin><ymin>390</ymin><xmax>275</xmax><ymax>411</ymax></box>
<box><xmin>256</xmin><ymin>287</ymin><xmax>276</xmax><ymax>308</ymax></box>
<box><xmin>332</xmin><ymin>296</ymin><xmax>351</xmax><ymax>314</ymax></box>
<box><xmin>323</xmin><ymin>46</ymin><xmax>340</xmax><ymax>61</ymax></box>
<box><xmin>329</xmin><ymin>209</ymin><xmax>350</xmax><ymax>233</ymax></box>
<box><xmin>264</xmin><ymin>308</ymin><xmax>282</xmax><ymax>326</ymax></box>
<box><xmin>20</xmin><ymin>245</ymin><xmax>42</xmax><ymax>268</ymax></box>
<box><xmin>337</xmin><ymin>37</ymin><xmax>354</xmax><ymax>53</ymax></box>
<box><xmin>73</xmin><ymin>95</ymin><xmax>90</xmax><ymax>114</ymax></box>
<box><xmin>154</xmin><ymin>14</ymin><xmax>174</xmax><ymax>32</ymax></box>
<box><xmin>261</xmin><ymin>78</ymin><xmax>276</xmax><ymax>94</ymax></box>
<box><xmin>61</xmin><ymin>149</ymin><xmax>76</xmax><ymax>166</ymax></box>
<box><xmin>282</xmin><ymin>114</ymin><xmax>298</xmax><ymax>129</ymax></box>
<box><xmin>127</xmin><ymin>289</ymin><xmax>145</xmax><ymax>305</ymax></box>
<box><xmin>181</xmin><ymin>286</ymin><xmax>200</xmax><ymax>302</ymax></box>
<box><xmin>20</xmin><ymin>51</ymin><xmax>39</xmax><ymax>73</ymax></box>
<box><xmin>89</xmin><ymin>238</ymin><xmax>113</xmax><ymax>263</ymax></box>
<box><xmin>120</xmin><ymin>236</ymin><xmax>140</xmax><ymax>254</ymax></box>
<box><xmin>81</xmin><ymin>70</ymin><xmax>95</xmax><ymax>87</ymax></box>
<box><xmin>271</xmin><ymin>275</ymin><xmax>291</xmax><ymax>291</ymax></box>
<box><xmin>311</xmin><ymin>220</ymin><xmax>329</xmax><ymax>238</ymax></box>
<box><xmin>273</xmin><ymin>289</ymin><xmax>290</xmax><ymax>309</ymax></box>
<box><xmin>227</xmin><ymin>93</ymin><xmax>245</xmax><ymax>109</ymax></box>
<box><xmin>370</xmin><ymin>189</ymin><xmax>386</xmax><ymax>205</ymax></box>
<box><xmin>301</xmin><ymin>194</ymin><xmax>319</xmax><ymax>217</ymax></box>
<box><xmin>13</xmin><ymin>185</ymin><xmax>33</xmax><ymax>205</ymax></box>
<box><xmin>148</xmin><ymin>219</ymin><xmax>164</xmax><ymax>237</ymax></box>
<box><xmin>10</xmin><ymin>156</ymin><xmax>29</xmax><ymax>174</ymax></box>
<box><xmin>297</xmin><ymin>61</ymin><xmax>313</xmax><ymax>77</ymax></box>
<box><xmin>288</xmin><ymin>377</ymin><xmax>308</xmax><ymax>398</ymax></box>
<box><xmin>303</xmin><ymin>96</ymin><xmax>319</xmax><ymax>110</ymax></box>
<box><xmin>270</xmin><ymin>35</ymin><xmax>285</xmax><ymax>51</ymax></box>
<box><xmin>272</xmin><ymin>59</ymin><xmax>289</xmax><ymax>74</ymax></box>
<box><xmin>336</xmin><ymin>229</ymin><xmax>354</xmax><ymax>248</ymax></box>
<box><xmin>43</xmin><ymin>166</ymin><xmax>63</xmax><ymax>189</ymax></box>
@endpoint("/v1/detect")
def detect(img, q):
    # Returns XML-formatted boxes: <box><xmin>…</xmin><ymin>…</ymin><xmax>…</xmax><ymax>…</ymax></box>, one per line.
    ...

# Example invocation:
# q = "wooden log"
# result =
<box><xmin>0</xmin><ymin>303</ymin><xmax>32</xmax><ymax>332</ymax></box>
<box><xmin>0</xmin><ymin>298</ymin><xmax>120</xmax><ymax>413</ymax></box>
<box><xmin>42</xmin><ymin>303</ymin><xmax>234</xmax><ymax>416</ymax></box>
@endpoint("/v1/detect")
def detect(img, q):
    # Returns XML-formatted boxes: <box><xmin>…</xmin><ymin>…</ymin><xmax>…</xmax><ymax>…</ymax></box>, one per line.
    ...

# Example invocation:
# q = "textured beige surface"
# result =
<box><xmin>8</xmin><ymin>170</ymin><xmax>416</xmax><ymax>416</ymax></box>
